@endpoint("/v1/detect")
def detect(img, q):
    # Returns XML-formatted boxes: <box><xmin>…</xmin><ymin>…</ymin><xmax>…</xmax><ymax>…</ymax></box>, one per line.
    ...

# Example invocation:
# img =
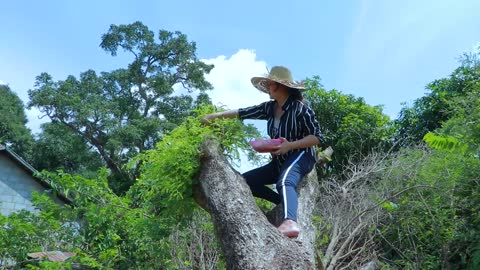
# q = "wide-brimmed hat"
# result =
<box><xmin>251</xmin><ymin>66</ymin><xmax>305</xmax><ymax>93</ymax></box>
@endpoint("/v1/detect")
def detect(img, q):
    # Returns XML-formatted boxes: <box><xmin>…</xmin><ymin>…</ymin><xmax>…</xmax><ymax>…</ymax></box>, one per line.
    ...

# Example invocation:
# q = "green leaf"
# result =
<box><xmin>423</xmin><ymin>132</ymin><xmax>468</xmax><ymax>152</ymax></box>
<box><xmin>381</xmin><ymin>201</ymin><xmax>398</xmax><ymax>211</ymax></box>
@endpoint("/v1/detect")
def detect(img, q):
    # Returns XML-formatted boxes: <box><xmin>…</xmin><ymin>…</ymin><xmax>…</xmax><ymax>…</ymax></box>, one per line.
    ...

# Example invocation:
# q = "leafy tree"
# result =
<box><xmin>0</xmin><ymin>105</ymin><xmax>257</xmax><ymax>269</ymax></box>
<box><xmin>435</xmin><ymin>88</ymin><xmax>480</xmax><ymax>153</ymax></box>
<box><xmin>303</xmin><ymin>77</ymin><xmax>393</xmax><ymax>173</ymax></box>
<box><xmin>376</xmin><ymin>148</ymin><xmax>461</xmax><ymax>269</ymax></box>
<box><xmin>0</xmin><ymin>84</ymin><xmax>33</xmax><ymax>157</ymax></box>
<box><xmin>422</xmin><ymin>83</ymin><xmax>480</xmax><ymax>269</ymax></box>
<box><xmin>30</xmin><ymin>122</ymin><xmax>103</xmax><ymax>178</ymax></box>
<box><xmin>375</xmin><ymin>146</ymin><xmax>480</xmax><ymax>269</ymax></box>
<box><xmin>378</xmin><ymin>52</ymin><xmax>480</xmax><ymax>269</ymax></box>
<box><xmin>28</xmin><ymin>21</ymin><xmax>213</xmax><ymax>193</ymax></box>
<box><xmin>394</xmin><ymin>51</ymin><xmax>480</xmax><ymax>145</ymax></box>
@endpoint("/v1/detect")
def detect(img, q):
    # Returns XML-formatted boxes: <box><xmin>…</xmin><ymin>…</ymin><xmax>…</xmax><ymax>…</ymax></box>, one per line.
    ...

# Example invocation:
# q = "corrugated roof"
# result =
<box><xmin>27</xmin><ymin>251</ymin><xmax>76</xmax><ymax>262</ymax></box>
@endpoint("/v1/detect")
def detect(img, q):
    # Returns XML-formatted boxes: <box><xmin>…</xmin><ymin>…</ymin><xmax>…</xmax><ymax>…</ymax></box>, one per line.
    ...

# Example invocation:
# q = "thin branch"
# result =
<box><xmin>327</xmin><ymin>222</ymin><xmax>366</xmax><ymax>270</ymax></box>
<box><xmin>339</xmin><ymin>185</ymin><xmax>438</xmax><ymax>236</ymax></box>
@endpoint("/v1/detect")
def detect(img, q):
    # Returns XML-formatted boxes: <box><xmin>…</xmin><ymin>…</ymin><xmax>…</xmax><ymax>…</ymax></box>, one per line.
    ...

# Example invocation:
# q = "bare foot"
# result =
<box><xmin>277</xmin><ymin>219</ymin><xmax>300</xmax><ymax>238</ymax></box>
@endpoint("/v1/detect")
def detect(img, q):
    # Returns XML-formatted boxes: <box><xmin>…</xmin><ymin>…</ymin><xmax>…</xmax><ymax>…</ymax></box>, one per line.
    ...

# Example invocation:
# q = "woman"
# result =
<box><xmin>202</xmin><ymin>66</ymin><xmax>323</xmax><ymax>238</ymax></box>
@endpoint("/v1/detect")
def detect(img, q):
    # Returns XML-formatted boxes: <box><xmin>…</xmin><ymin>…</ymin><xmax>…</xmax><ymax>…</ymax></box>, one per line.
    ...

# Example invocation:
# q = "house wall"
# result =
<box><xmin>0</xmin><ymin>154</ymin><xmax>58</xmax><ymax>216</ymax></box>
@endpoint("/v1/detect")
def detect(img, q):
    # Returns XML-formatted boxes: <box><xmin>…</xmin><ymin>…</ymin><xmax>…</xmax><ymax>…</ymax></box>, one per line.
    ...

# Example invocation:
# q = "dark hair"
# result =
<box><xmin>289</xmin><ymin>87</ymin><xmax>303</xmax><ymax>101</ymax></box>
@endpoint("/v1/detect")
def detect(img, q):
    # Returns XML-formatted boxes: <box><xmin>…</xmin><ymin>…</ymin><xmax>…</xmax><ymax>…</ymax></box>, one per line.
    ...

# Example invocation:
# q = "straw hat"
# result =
<box><xmin>251</xmin><ymin>66</ymin><xmax>305</xmax><ymax>93</ymax></box>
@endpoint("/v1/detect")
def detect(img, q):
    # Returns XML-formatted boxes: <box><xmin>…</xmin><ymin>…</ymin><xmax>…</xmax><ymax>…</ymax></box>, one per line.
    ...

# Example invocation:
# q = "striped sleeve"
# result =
<box><xmin>302</xmin><ymin>105</ymin><xmax>324</xmax><ymax>144</ymax></box>
<box><xmin>238</xmin><ymin>102</ymin><xmax>269</xmax><ymax>120</ymax></box>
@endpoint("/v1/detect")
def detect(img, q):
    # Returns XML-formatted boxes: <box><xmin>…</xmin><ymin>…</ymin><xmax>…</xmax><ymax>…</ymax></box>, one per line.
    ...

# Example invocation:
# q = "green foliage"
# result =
<box><xmin>34</xmin><ymin>169</ymin><xmax>146</xmax><ymax>268</ymax></box>
<box><xmin>378</xmin><ymin>51</ymin><xmax>480</xmax><ymax>270</ymax></box>
<box><xmin>0</xmin><ymin>195</ymin><xmax>79</xmax><ymax>267</ymax></box>
<box><xmin>27</xmin><ymin>167</ymin><xmax>183</xmax><ymax>269</ymax></box>
<box><xmin>394</xmin><ymin>51</ymin><xmax>480</xmax><ymax>145</ymax></box>
<box><xmin>303</xmin><ymin>77</ymin><xmax>393</xmax><ymax>173</ymax></box>
<box><xmin>168</xmin><ymin>210</ymin><xmax>226</xmax><ymax>269</ymax></box>
<box><xmin>28</xmin><ymin>21</ymin><xmax>214</xmax><ymax>193</ymax></box>
<box><xmin>0</xmin><ymin>84</ymin><xmax>34</xmax><ymax>158</ymax></box>
<box><xmin>31</xmin><ymin>122</ymin><xmax>104</xmax><ymax>178</ymax></box>
<box><xmin>313</xmin><ymin>215</ymin><xmax>331</xmax><ymax>247</ymax></box>
<box><xmin>1</xmin><ymin>104</ymin><xmax>258</xmax><ymax>269</ymax></box>
<box><xmin>380</xmin><ymin>201</ymin><xmax>398</xmax><ymax>211</ymax></box>
<box><xmin>429</xmin><ymin>82</ymin><xmax>480</xmax><ymax>269</ymax></box>
<box><xmin>254</xmin><ymin>197</ymin><xmax>276</xmax><ymax>213</ymax></box>
<box><xmin>439</xmin><ymin>88</ymin><xmax>480</xmax><ymax>153</ymax></box>
<box><xmin>377</xmin><ymin>147</ymin><xmax>480</xmax><ymax>269</ymax></box>
<box><xmin>128</xmin><ymin>105</ymin><xmax>259</xmax><ymax>220</ymax></box>
<box><xmin>423</xmin><ymin>132</ymin><xmax>468</xmax><ymax>153</ymax></box>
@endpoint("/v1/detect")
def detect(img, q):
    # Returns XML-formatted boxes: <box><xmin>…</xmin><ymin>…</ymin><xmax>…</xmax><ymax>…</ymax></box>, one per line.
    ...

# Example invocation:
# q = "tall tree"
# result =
<box><xmin>377</xmin><ymin>51</ymin><xmax>480</xmax><ymax>269</ymax></box>
<box><xmin>303</xmin><ymin>77</ymin><xmax>393</xmax><ymax>173</ymax></box>
<box><xmin>421</xmin><ymin>77</ymin><xmax>480</xmax><ymax>269</ymax></box>
<box><xmin>31</xmin><ymin>122</ymin><xmax>104</xmax><ymax>177</ymax></box>
<box><xmin>28</xmin><ymin>22</ymin><xmax>213</xmax><ymax>193</ymax></box>
<box><xmin>0</xmin><ymin>84</ymin><xmax>33</xmax><ymax>157</ymax></box>
<box><xmin>394</xmin><ymin>51</ymin><xmax>480</xmax><ymax>145</ymax></box>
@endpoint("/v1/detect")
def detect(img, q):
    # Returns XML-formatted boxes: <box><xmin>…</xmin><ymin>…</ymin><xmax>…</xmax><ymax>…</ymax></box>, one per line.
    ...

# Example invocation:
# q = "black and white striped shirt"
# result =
<box><xmin>238</xmin><ymin>96</ymin><xmax>324</xmax><ymax>165</ymax></box>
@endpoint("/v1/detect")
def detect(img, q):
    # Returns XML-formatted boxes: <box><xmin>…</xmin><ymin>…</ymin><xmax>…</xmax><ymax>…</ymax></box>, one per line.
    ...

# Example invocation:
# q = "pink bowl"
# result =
<box><xmin>250</xmin><ymin>138</ymin><xmax>283</xmax><ymax>153</ymax></box>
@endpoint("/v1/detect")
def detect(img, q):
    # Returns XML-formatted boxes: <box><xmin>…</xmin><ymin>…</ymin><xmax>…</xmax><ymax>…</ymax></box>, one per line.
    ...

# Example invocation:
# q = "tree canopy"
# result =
<box><xmin>28</xmin><ymin>21</ymin><xmax>214</xmax><ymax>193</ymax></box>
<box><xmin>0</xmin><ymin>84</ymin><xmax>33</xmax><ymax>157</ymax></box>
<box><xmin>303</xmin><ymin>77</ymin><xmax>393</xmax><ymax>174</ymax></box>
<box><xmin>30</xmin><ymin>122</ymin><xmax>104</xmax><ymax>178</ymax></box>
<box><xmin>394</xmin><ymin>52</ymin><xmax>480</xmax><ymax>145</ymax></box>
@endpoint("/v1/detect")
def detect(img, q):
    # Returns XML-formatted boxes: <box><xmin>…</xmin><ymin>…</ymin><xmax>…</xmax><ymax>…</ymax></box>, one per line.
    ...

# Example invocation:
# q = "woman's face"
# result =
<box><xmin>267</xmin><ymin>81</ymin><xmax>279</xmax><ymax>99</ymax></box>
<box><xmin>267</xmin><ymin>81</ymin><xmax>288</xmax><ymax>100</ymax></box>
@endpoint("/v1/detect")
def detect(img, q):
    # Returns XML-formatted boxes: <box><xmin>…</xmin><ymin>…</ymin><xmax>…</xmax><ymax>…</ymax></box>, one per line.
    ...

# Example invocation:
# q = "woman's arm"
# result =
<box><xmin>288</xmin><ymin>135</ymin><xmax>320</xmax><ymax>149</ymax></box>
<box><xmin>272</xmin><ymin>135</ymin><xmax>320</xmax><ymax>155</ymax></box>
<box><xmin>202</xmin><ymin>109</ymin><xmax>239</xmax><ymax>124</ymax></box>
<box><xmin>202</xmin><ymin>102</ymin><xmax>270</xmax><ymax>124</ymax></box>
<box><xmin>302</xmin><ymin>107</ymin><xmax>324</xmax><ymax>146</ymax></box>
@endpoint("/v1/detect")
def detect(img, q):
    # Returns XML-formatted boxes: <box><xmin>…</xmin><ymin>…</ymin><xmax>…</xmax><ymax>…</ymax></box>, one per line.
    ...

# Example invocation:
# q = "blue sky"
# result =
<box><xmin>1</xmin><ymin>0</ymin><xmax>480</xmax><ymax>135</ymax></box>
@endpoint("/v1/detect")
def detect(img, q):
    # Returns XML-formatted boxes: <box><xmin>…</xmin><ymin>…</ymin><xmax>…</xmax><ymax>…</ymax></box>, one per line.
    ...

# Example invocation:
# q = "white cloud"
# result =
<box><xmin>201</xmin><ymin>49</ymin><xmax>268</xmax><ymax>112</ymax></box>
<box><xmin>200</xmin><ymin>49</ymin><xmax>272</xmax><ymax>172</ymax></box>
<box><xmin>0</xmin><ymin>80</ymin><xmax>5</xmax><ymax>85</ymax></box>
<box><xmin>173</xmin><ymin>49</ymin><xmax>271</xmax><ymax>135</ymax></box>
<box><xmin>175</xmin><ymin>49</ymin><xmax>273</xmax><ymax>136</ymax></box>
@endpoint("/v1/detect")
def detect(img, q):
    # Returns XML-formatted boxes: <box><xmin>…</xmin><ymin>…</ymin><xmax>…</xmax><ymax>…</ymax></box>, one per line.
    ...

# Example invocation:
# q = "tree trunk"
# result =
<box><xmin>196</xmin><ymin>138</ymin><xmax>320</xmax><ymax>270</ymax></box>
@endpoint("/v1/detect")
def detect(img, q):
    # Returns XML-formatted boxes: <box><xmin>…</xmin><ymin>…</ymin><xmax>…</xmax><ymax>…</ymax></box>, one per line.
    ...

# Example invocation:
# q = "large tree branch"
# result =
<box><xmin>59</xmin><ymin>120</ymin><xmax>125</xmax><ymax>181</ymax></box>
<box><xmin>196</xmin><ymin>137</ymin><xmax>319</xmax><ymax>269</ymax></box>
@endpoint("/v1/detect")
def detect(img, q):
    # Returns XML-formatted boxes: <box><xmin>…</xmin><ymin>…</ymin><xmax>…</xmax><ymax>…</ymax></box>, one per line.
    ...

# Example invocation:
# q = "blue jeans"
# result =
<box><xmin>242</xmin><ymin>151</ymin><xmax>316</xmax><ymax>222</ymax></box>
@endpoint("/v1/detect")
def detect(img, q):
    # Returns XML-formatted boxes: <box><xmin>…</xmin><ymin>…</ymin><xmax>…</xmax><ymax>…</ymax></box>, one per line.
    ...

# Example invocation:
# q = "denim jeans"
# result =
<box><xmin>242</xmin><ymin>151</ymin><xmax>315</xmax><ymax>221</ymax></box>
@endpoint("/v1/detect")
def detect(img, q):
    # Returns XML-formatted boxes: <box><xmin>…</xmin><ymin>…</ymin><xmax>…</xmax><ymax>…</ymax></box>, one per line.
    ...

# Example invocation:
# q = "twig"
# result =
<box><xmin>339</xmin><ymin>185</ymin><xmax>438</xmax><ymax>235</ymax></box>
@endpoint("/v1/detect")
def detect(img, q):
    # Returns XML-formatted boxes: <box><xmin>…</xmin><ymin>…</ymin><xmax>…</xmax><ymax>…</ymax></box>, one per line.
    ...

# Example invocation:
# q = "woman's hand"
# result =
<box><xmin>201</xmin><ymin>110</ymin><xmax>239</xmax><ymax>125</ymax></box>
<box><xmin>272</xmin><ymin>137</ymin><xmax>293</xmax><ymax>155</ymax></box>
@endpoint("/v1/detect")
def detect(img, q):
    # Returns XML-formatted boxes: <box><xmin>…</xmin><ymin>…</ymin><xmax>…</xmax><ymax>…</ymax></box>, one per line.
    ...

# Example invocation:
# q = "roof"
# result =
<box><xmin>0</xmin><ymin>144</ymin><xmax>71</xmax><ymax>204</ymax></box>
<box><xmin>0</xmin><ymin>144</ymin><xmax>38</xmax><ymax>173</ymax></box>
<box><xmin>28</xmin><ymin>251</ymin><xmax>76</xmax><ymax>262</ymax></box>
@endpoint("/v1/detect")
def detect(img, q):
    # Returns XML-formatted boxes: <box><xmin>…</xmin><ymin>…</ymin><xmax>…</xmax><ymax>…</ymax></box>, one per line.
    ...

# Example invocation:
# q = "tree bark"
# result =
<box><xmin>196</xmin><ymin>138</ymin><xmax>320</xmax><ymax>270</ymax></box>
